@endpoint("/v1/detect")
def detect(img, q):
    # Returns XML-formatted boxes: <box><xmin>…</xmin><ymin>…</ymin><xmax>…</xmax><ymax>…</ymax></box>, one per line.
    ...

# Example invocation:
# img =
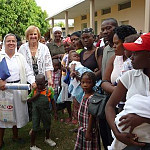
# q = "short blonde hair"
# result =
<box><xmin>25</xmin><ymin>25</ymin><xmax>41</xmax><ymax>41</ymax></box>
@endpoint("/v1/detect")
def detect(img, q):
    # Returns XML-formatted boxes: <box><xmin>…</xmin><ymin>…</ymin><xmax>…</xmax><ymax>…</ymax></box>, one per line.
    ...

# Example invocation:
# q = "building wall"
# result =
<box><xmin>74</xmin><ymin>0</ymin><xmax>145</xmax><ymax>34</ymax></box>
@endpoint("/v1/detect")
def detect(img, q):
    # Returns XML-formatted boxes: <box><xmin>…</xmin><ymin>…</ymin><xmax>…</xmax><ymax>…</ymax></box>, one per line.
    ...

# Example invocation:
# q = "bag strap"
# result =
<box><xmin>95</xmin><ymin>47</ymin><xmax>99</xmax><ymax>63</ymax></box>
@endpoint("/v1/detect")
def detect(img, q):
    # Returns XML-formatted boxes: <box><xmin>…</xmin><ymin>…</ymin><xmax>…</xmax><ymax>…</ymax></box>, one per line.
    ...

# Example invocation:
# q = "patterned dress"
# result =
<box><xmin>74</xmin><ymin>96</ymin><xmax>98</xmax><ymax>150</ymax></box>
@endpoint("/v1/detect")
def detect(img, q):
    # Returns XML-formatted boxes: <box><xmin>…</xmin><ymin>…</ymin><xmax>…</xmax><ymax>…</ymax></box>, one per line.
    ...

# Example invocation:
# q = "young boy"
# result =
<box><xmin>28</xmin><ymin>74</ymin><xmax>57</xmax><ymax>150</ymax></box>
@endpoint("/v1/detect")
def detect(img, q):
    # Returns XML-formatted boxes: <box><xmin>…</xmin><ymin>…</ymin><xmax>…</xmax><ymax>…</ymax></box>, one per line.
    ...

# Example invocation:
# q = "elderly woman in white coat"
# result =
<box><xmin>18</xmin><ymin>25</ymin><xmax>54</xmax><ymax>86</ymax></box>
<box><xmin>0</xmin><ymin>33</ymin><xmax>36</xmax><ymax>148</ymax></box>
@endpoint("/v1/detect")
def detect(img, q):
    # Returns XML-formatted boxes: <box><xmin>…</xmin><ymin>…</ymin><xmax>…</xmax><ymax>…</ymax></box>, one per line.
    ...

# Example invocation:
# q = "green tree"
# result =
<box><xmin>54</xmin><ymin>21</ymin><xmax>65</xmax><ymax>27</ymax></box>
<box><xmin>0</xmin><ymin>0</ymin><xmax>50</xmax><ymax>38</ymax></box>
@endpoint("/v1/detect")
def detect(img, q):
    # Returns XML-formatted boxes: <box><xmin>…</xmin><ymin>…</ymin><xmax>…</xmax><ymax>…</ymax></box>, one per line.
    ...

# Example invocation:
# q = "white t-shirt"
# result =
<box><xmin>120</xmin><ymin>69</ymin><xmax>150</xmax><ymax>100</ymax></box>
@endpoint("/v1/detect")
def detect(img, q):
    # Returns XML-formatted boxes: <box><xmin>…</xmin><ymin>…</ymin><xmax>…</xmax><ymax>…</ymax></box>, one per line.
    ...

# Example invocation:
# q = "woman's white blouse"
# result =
<box><xmin>18</xmin><ymin>42</ymin><xmax>54</xmax><ymax>76</ymax></box>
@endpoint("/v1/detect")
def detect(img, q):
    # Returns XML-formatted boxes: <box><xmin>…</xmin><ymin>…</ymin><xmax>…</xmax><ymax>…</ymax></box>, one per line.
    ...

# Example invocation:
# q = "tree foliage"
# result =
<box><xmin>54</xmin><ymin>21</ymin><xmax>65</xmax><ymax>27</ymax></box>
<box><xmin>0</xmin><ymin>0</ymin><xmax>50</xmax><ymax>38</ymax></box>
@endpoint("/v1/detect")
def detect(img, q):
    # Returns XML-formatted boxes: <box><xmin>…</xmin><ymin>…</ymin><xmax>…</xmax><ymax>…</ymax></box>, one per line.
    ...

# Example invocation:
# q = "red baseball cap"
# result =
<box><xmin>123</xmin><ymin>32</ymin><xmax>150</xmax><ymax>51</ymax></box>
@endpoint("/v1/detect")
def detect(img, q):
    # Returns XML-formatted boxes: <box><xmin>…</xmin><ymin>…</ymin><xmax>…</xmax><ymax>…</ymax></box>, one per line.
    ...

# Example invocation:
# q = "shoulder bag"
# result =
<box><xmin>88</xmin><ymin>91</ymin><xmax>109</xmax><ymax>119</ymax></box>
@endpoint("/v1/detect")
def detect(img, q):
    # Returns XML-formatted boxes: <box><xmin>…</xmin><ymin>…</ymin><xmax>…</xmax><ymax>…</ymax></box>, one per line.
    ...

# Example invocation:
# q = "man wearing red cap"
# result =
<box><xmin>105</xmin><ymin>32</ymin><xmax>150</xmax><ymax>150</ymax></box>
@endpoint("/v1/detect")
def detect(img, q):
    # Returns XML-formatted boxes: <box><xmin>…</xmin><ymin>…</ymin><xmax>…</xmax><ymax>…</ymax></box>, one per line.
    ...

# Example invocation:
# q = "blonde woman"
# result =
<box><xmin>18</xmin><ymin>25</ymin><xmax>53</xmax><ymax>86</ymax></box>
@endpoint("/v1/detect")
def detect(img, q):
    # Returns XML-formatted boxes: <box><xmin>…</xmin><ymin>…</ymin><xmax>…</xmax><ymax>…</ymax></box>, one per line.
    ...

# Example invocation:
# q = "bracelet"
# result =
<box><xmin>100</xmin><ymin>80</ymin><xmax>110</xmax><ymax>87</ymax></box>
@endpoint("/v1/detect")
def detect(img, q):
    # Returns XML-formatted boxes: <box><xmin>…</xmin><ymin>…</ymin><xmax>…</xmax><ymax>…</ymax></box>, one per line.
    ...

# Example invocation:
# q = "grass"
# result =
<box><xmin>2</xmin><ymin>111</ymin><xmax>104</xmax><ymax>150</ymax></box>
<box><xmin>2</xmin><ymin>112</ymin><xmax>77</xmax><ymax>150</ymax></box>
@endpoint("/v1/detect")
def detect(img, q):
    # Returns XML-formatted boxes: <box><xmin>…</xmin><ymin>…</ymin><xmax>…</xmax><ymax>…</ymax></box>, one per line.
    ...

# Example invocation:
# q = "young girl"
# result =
<box><xmin>74</xmin><ymin>72</ymin><xmax>98</xmax><ymax>150</ymax></box>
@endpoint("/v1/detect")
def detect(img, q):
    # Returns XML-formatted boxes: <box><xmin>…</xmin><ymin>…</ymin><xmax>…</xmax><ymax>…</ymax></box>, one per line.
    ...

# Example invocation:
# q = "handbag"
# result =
<box><xmin>0</xmin><ymin>90</ymin><xmax>14</xmax><ymax>122</ymax></box>
<box><xmin>88</xmin><ymin>92</ymin><xmax>109</xmax><ymax>119</ymax></box>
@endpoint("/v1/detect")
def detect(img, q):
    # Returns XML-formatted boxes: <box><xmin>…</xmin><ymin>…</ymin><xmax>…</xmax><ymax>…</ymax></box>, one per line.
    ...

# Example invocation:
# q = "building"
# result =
<box><xmin>47</xmin><ymin>0</ymin><xmax>150</xmax><ymax>35</ymax></box>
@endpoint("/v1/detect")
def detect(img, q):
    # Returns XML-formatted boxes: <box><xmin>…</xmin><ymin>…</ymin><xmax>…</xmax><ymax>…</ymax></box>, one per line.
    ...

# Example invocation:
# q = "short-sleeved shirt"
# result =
<box><xmin>101</xmin><ymin>45</ymin><xmax>115</xmax><ymax>77</ymax></box>
<box><xmin>46</xmin><ymin>40</ymin><xmax>65</xmax><ymax>57</ymax></box>
<box><xmin>80</xmin><ymin>47</ymin><xmax>102</xmax><ymax>72</ymax></box>
<box><xmin>28</xmin><ymin>87</ymin><xmax>54</xmax><ymax>102</ymax></box>
<box><xmin>120</xmin><ymin>69</ymin><xmax>150</xmax><ymax>100</ymax></box>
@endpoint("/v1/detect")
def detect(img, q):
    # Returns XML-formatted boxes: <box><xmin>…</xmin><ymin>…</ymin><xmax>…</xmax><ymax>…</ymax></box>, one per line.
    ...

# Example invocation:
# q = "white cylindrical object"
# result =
<box><xmin>5</xmin><ymin>83</ymin><xmax>30</xmax><ymax>90</ymax></box>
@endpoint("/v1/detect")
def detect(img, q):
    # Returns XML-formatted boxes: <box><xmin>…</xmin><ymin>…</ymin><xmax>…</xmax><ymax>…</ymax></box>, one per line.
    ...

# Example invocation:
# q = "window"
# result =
<box><xmin>118</xmin><ymin>1</ymin><xmax>131</xmax><ymax>11</ymax></box>
<box><xmin>101</xmin><ymin>8</ymin><xmax>111</xmax><ymax>15</ymax></box>
<box><xmin>95</xmin><ymin>11</ymin><xmax>97</xmax><ymax>17</ymax></box>
<box><xmin>81</xmin><ymin>15</ymin><xmax>87</xmax><ymax>20</ymax></box>
<box><xmin>95</xmin><ymin>21</ymin><xmax>97</xmax><ymax>35</ymax></box>
<box><xmin>81</xmin><ymin>23</ymin><xmax>87</xmax><ymax>30</ymax></box>
<box><xmin>120</xmin><ymin>20</ymin><xmax>129</xmax><ymax>25</ymax></box>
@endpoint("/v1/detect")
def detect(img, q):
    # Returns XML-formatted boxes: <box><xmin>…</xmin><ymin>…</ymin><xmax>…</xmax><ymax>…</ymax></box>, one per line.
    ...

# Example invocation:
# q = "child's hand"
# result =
<box><xmin>31</xmin><ymin>82</ymin><xmax>37</xmax><ymax>89</ymax></box>
<box><xmin>76</xmin><ymin>71</ymin><xmax>81</xmax><ymax>81</ymax></box>
<box><xmin>85</xmin><ymin>130</ymin><xmax>92</xmax><ymax>141</ymax></box>
<box><xmin>70</xmin><ymin>71</ymin><xmax>76</xmax><ymax>78</ymax></box>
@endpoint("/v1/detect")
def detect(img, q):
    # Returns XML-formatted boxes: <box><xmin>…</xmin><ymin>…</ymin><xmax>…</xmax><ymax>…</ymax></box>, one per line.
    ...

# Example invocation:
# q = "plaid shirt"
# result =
<box><xmin>52</xmin><ymin>69</ymin><xmax>61</xmax><ymax>94</ymax></box>
<box><xmin>74</xmin><ymin>96</ymin><xmax>98</xmax><ymax>150</ymax></box>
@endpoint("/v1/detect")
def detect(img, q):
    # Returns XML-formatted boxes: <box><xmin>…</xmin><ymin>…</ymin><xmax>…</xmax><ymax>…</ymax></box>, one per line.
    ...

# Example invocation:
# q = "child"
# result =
<box><xmin>28</xmin><ymin>74</ymin><xmax>57</xmax><ymax>150</ymax></box>
<box><xmin>61</xmin><ymin>41</ymin><xmax>74</xmax><ymax>68</ymax></box>
<box><xmin>52</xmin><ymin>58</ymin><xmax>61</xmax><ymax>102</ymax></box>
<box><xmin>74</xmin><ymin>72</ymin><xmax>98</xmax><ymax>150</ymax></box>
<box><xmin>56</xmin><ymin>42</ymin><xmax>74</xmax><ymax>123</ymax></box>
<box><xmin>68</xmin><ymin>50</ymin><xmax>92</xmax><ymax>125</ymax></box>
<box><xmin>68</xmin><ymin>50</ymin><xmax>92</xmax><ymax>101</ymax></box>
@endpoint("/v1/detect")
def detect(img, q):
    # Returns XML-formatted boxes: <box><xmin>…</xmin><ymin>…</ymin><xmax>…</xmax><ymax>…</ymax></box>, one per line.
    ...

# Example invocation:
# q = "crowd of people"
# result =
<box><xmin>0</xmin><ymin>17</ymin><xmax>150</xmax><ymax>150</ymax></box>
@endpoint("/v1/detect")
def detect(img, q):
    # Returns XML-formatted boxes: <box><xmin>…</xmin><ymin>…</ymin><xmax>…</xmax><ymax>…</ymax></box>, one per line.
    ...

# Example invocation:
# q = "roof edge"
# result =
<box><xmin>46</xmin><ymin>0</ymin><xmax>85</xmax><ymax>20</ymax></box>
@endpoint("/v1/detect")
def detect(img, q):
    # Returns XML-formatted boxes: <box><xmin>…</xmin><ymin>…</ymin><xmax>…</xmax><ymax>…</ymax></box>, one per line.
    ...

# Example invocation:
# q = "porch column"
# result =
<box><xmin>90</xmin><ymin>0</ymin><xmax>95</xmax><ymax>30</ymax></box>
<box><xmin>144</xmin><ymin>0</ymin><xmax>150</xmax><ymax>33</ymax></box>
<box><xmin>51</xmin><ymin>18</ymin><xmax>54</xmax><ymax>39</ymax></box>
<box><xmin>65</xmin><ymin>11</ymin><xmax>69</xmax><ymax>36</ymax></box>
